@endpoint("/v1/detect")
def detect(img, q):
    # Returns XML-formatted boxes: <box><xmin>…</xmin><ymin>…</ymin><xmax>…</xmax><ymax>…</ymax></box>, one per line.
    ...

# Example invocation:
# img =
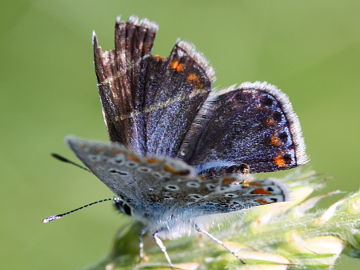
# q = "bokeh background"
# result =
<box><xmin>1</xmin><ymin>0</ymin><xmax>359</xmax><ymax>269</ymax></box>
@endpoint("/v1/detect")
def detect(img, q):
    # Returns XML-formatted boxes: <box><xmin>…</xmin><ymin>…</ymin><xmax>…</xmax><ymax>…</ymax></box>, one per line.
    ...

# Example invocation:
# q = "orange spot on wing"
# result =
<box><xmin>223</xmin><ymin>177</ymin><xmax>236</xmax><ymax>184</ymax></box>
<box><xmin>163</xmin><ymin>165</ymin><xmax>190</xmax><ymax>175</ymax></box>
<box><xmin>170</xmin><ymin>60</ymin><xmax>184</xmax><ymax>72</ymax></box>
<box><xmin>154</xmin><ymin>55</ymin><xmax>165</xmax><ymax>61</ymax></box>
<box><xmin>255</xmin><ymin>198</ymin><xmax>271</xmax><ymax>204</ymax></box>
<box><xmin>199</xmin><ymin>175</ymin><xmax>208</xmax><ymax>181</ymax></box>
<box><xmin>150</xmin><ymin>194</ymin><xmax>161</xmax><ymax>202</ymax></box>
<box><xmin>187</xmin><ymin>73</ymin><xmax>204</xmax><ymax>89</ymax></box>
<box><xmin>274</xmin><ymin>155</ymin><xmax>287</xmax><ymax>168</ymax></box>
<box><xmin>110</xmin><ymin>149</ymin><xmax>124</xmax><ymax>154</ymax></box>
<box><xmin>187</xmin><ymin>73</ymin><xmax>198</xmax><ymax>81</ymax></box>
<box><xmin>126</xmin><ymin>153</ymin><xmax>141</xmax><ymax>162</ymax></box>
<box><xmin>270</xmin><ymin>136</ymin><xmax>282</xmax><ymax>147</ymax></box>
<box><xmin>248</xmin><ymin>182</ymin><xmax>262</xmax><ymax>186</ymax></box>
<box><xmin>146</xmin><ymin>158</ymin><xmax>161</xmax><ymax>163</ymax></box>
<box><xmin>251</xmin><ymin>188</ymin><xmax>272</xmax><ymax>195</ymax></box>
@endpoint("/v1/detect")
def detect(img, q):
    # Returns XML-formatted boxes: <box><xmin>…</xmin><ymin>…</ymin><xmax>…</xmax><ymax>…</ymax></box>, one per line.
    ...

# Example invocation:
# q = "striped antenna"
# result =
<box><xmin>42</xmin><ymin>198</ymin><xmax>119</xmax><ymax>224</ymax></box>
<box><xmin>51</xmin><ymin>153</ymin><xmax>90</xmax><ymax>172</ymax></box>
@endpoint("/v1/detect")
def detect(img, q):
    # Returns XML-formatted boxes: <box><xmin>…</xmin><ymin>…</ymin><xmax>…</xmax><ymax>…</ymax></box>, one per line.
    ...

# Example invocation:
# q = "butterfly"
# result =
<box><xmin>44</xmin><ymin>16</ymin><xmax>307</xmax><ymax>268</ymax></box>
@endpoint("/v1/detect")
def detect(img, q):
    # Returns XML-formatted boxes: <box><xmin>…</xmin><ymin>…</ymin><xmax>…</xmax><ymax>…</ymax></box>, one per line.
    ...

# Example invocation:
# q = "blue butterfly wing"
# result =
<box><xmin>94</xmin><ymin>17</ymin><xmax>307</xmax><ymax>175</ymax></box>
<box><xmin>94</xmin><ymin>17</ymin><xmax>213</xmax><ymax>157</ymax></box>
<box><xmin>144</xmin><ymin>41</ymin><xmax>214</xmax><ymax>157</ymax></box>
<box><xmin>178</xmin><ymin>82</ymin><xmax>308</xmax><ymax>175</ymax></box>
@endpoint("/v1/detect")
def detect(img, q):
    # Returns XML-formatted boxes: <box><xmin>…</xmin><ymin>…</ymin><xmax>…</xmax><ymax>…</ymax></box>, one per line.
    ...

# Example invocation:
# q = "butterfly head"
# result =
<box><xmin>113</xmin><ymin>197</ymin><xmax>132</xmax><ymax>216</ymax></box>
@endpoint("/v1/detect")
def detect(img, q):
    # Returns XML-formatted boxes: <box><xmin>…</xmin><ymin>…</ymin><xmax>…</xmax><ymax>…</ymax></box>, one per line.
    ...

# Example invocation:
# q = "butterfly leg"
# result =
<box><xmin>194</xmin><ymin>224</ymin><xmax>245</xmax><ymax>264</ymax></box>
<box><xmin>139</xmin><ymin>228</ymin><xmax>148</xmax><ymax>262</ymax></box>
<box><xmin>153</xmin><ymin>232</ymin><xmax>174</xmax><ymax>269</ymax></box>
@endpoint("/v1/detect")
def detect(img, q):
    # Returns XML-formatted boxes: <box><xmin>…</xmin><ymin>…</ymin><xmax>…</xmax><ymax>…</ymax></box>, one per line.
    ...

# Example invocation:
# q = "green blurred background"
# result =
<box><xmin>1</xmin><ymin>0</ymin><xmax>359</xmax><ymax>269</ymax></box>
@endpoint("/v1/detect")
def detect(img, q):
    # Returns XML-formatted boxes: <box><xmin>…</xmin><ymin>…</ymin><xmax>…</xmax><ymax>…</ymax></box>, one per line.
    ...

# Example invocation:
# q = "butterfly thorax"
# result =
<box><xmin>139</xmin><ymin>207</ymin><xmax>199</xmax><ymax>240</ymax></box>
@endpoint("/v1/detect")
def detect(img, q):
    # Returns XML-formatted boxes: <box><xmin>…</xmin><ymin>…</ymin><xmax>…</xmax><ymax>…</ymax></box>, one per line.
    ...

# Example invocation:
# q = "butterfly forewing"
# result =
<box><xmin>143</xmin><ymin>41</ymin><xmax>214</xmax><ymax>157</ymax></box>
<box><xmin>185</xmin><ymin>178</ymin><xmax>289</xmax><ymax>216</ymax></box>
<box><xmin>66</xmin><ymin>137</ymin><xmax>202</xmax><ymax>208</ymax></box>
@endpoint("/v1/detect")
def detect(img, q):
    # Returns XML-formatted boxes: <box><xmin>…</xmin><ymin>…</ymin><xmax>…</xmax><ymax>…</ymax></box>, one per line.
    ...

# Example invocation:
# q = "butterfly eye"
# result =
<box><xmin>123</xmin><ymin>204</ymin><xmax>132</xmax><ymax>216</ymax></box>
<box><xmin>114</xmin><ymin>199</ymin><xmax>132</xmax><ymax>216</ymax></box>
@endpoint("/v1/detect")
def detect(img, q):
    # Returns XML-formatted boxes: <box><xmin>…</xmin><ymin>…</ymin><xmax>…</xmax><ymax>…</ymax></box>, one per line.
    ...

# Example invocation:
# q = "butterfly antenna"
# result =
<box><xmin>51</xmin><ymin>153</ymin><xmax>90</xmax><ymax>172</ymax></box>
<box><xmin>42</xmin><ymin>197</ymin><xmax>119</xmax><ymax>223</ymax></box>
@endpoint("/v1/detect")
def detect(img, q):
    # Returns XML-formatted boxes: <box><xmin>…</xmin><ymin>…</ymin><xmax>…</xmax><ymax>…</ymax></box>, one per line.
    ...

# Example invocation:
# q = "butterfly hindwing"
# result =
<box><xmin>178</xmin><ymin>82</ymin><xmax>308</xmax><ymax>175</ymax></box>
<box><xmin>185</xmin><ymin>177</ymin><xmax>289</xmax><ymax>216</ymax></box>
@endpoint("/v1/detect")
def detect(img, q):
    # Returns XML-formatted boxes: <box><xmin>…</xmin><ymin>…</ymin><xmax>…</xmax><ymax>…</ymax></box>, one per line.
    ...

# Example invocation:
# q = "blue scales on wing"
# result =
<box><xmin>93</xmin><ymin>16</ymin><xmax>213</xmax><ymax>158</ymax></box>
<box><xmin>93</xmin><ymin>16</ymin><xmax>307</xmax><ymax>176</ymax></box>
